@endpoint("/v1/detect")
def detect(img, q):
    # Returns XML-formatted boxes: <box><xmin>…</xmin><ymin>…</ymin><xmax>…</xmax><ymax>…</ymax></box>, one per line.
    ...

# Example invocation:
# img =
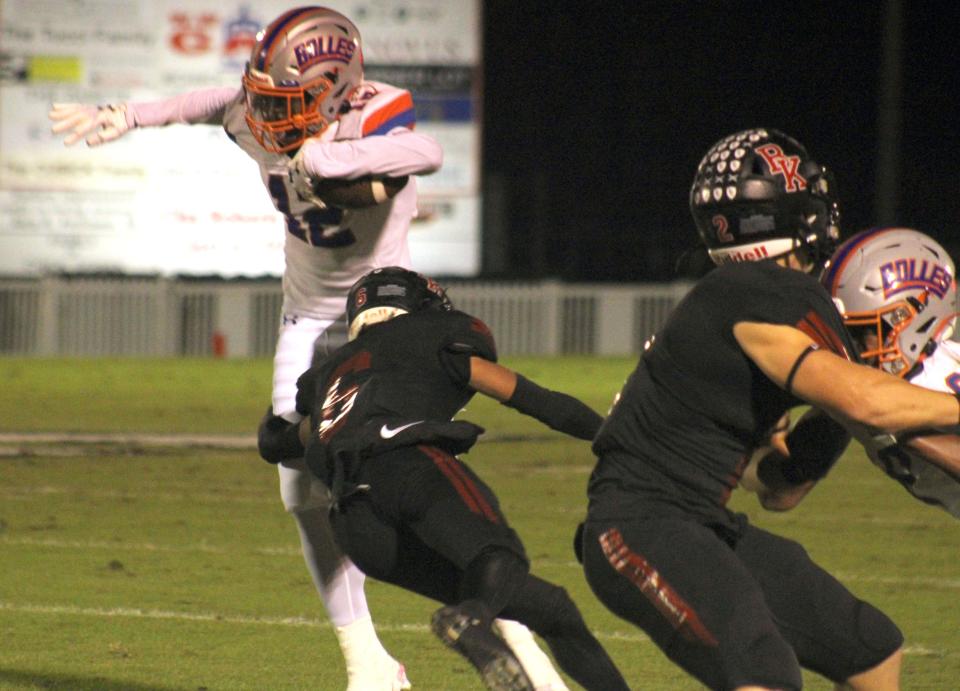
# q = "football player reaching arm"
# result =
<box><xmin>468</xmin><ymin>357</ymin><xmax>602</xmax><ymax>441</ymax></box>
<box><xmin>734</xmin><ymin>320</ymin><xmax>959</xmax><ymax>510</ymax></box>
<box><xmin>49</xmin><ymin>88</ymin><xmax>441</xmax><ymax>184</ymax></box>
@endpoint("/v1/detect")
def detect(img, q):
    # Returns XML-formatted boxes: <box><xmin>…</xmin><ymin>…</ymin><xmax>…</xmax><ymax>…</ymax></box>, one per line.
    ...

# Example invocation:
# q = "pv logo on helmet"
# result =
<box><xmin>755</xmin><ymin>144</ymin><xmax>807</xmax><ymax>192</ymax></box>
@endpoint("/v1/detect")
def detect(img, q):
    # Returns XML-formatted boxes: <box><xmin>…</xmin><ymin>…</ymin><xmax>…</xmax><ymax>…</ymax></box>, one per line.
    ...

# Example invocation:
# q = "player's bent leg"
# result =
<box><xmin>735</xmin><ymin>523</ymin><xmax>902</xmax><ymax>690</ymax></box>
<box><xmin>282</xmin><ymin>466</ymin><xmax>409</xmax><ymax>690</ymax></box>
<box><xmin>580</xmin><ymin>518</ymin><xmax>803</xmax><ymax>691</ymax></box>
<box><xmin>432</xmin><ymin>599</ymin><xmax>534</xmax><ymax>691</ymax></box>
<box><xmin>502</xmin><ymin>575</ymin><xmax>629</xmax><ymax>691</ymax></box>
<box><xmin>460</xmin><ymin>549</ymin><xmax>569</xmax><ymax>690</ymax></box>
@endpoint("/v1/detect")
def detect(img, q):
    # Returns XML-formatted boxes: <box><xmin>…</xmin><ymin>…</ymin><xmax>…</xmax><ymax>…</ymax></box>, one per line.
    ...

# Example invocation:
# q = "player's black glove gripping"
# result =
<box><xmin>257</xmin><ymin>406</ymin><xmax>306</xmax><ymax>464</ymax></box>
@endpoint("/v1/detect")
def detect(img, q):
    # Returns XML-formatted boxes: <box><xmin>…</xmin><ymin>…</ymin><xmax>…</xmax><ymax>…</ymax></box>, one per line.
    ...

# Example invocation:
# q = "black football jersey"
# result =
<box><xmin>590</xmin><ymin>261</ymin><xmax>858</xmax><ymax>519</ymax></box>
<box><xmin>295</xmin><ymin>309</ymin><xmax>497</xmax><ymax>450</ymax></box>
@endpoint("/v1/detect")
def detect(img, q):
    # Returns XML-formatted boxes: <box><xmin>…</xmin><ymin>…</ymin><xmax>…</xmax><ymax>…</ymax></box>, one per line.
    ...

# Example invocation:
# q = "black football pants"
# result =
<box><xmin>331</xmin><ymin>444</ymin><xmax>629</xmax><ymax>691</ymax></box>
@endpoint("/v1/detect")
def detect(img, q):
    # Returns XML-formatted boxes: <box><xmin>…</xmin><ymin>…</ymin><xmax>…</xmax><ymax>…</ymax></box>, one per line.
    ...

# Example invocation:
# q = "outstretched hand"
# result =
<box><xmin>49</xmin><ymin>103</ymin><xmax>132</xmax><ymax>147</ymax></box>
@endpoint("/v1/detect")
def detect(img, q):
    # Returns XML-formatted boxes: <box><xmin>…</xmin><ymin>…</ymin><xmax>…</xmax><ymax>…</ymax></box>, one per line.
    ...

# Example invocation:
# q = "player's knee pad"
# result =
<box><xmin>460</xmin><ymin>547</ymin><xmax>529</xmax><ymax>615</ymax></box>
<box><xmin>852</xmin><ymin>600</ymin><xmax>904</xmax><ymax>668</ymax></box>
<box><xmin>278</xmin><ymin>462</ymin><xmax>332</xmax><ymax>513</ymax></box>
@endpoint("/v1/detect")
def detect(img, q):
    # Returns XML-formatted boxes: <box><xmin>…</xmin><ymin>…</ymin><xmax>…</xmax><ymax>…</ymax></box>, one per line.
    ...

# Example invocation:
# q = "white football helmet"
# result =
<box><xmin>243</xmin><ymin>6</ymin><xmax>363</xmax><ymax>153</ymax></box>
<box><xmin>821</xmin><ymin>227</ymin><xmax>957</xmax><ymax>376</ymax></box>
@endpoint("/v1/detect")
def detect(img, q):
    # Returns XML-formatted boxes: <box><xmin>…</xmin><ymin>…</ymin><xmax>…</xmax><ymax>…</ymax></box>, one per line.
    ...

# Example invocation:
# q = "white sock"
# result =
<box><xmin>495</xmin><ymin>619</ymin><xmax>570</xmax><ymax>691</ymax></box>
<box><xmin>336</xmin><ymin>615</ymin><xmax>410</xmax><ymax>690</ymax></box>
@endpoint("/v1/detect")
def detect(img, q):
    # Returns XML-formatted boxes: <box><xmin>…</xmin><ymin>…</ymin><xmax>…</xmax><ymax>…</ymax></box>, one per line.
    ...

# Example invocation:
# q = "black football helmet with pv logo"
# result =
<box><xmin>689</xmin><ymin>128</ymin><xmax>840</xmax><ymax>272</ymax></box>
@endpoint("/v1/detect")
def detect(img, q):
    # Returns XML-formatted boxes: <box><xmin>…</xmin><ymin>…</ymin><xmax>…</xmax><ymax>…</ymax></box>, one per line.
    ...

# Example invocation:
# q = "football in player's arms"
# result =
<box><xmin>308</xmin><ymin>174</ymin><xmax>409</xmax><ymax>209</ymax></box>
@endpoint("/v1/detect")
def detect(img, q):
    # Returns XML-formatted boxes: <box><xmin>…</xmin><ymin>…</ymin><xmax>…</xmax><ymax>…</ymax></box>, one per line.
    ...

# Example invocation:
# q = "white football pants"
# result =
<box><xmin>271</xmin><ymin>313</ymin><xmax>369</xmax><ymax>627</ymax></box>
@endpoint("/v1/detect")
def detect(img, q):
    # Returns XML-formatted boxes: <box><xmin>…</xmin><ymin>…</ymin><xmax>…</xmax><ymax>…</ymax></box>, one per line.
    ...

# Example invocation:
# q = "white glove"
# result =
<box><xmin>49</xmin><ymin>102</ymin><xmax>132</xmax><ymax>147</ymax></box>
<box><xmin>288</xmin><ymin>143</ymin><xmax>328</xmax><ymax>208</ymax></box>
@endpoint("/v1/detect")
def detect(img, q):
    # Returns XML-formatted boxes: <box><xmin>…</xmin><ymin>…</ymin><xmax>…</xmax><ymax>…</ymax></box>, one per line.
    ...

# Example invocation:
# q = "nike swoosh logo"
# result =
<box><xmin>380</xmin><ymin>421</ymin><xmax>423</xmax><ymax>439</ymax></box>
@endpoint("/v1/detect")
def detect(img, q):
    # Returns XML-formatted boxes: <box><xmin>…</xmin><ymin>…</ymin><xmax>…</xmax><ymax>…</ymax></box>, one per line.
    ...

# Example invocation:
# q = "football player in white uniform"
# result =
<box><xmin>822</xmin><ymin>226</ymin><xmax>960</xmax><ymax>516</ymax></box>
<box><xmin>49</xmin><ymin>7</ymin><xmax>569</xmax><ymax>691</ymax></box>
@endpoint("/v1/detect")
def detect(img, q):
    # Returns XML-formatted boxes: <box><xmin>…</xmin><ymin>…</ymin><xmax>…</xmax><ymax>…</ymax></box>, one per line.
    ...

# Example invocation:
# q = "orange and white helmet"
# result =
<box><xmin>821</xmin><ymin>227</ymin><xmax>957</xmax><ymax>376</ymax></box>
<box><xmin>242</xmin><ymin>6</ymin><xmax>363</xmax><ymax>153</ymax></box>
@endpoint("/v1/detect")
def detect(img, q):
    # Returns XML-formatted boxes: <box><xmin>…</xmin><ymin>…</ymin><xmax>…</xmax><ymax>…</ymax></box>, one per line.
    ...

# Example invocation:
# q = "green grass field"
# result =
<box><xmin>1</xmin><ymin>357</ymin><xmax>958</xmax><ymax>690</ymax></box>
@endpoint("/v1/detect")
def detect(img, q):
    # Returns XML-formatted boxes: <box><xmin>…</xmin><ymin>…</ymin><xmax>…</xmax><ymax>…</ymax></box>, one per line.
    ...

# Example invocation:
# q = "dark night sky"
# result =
<box><xmin>480</xmin><ymin>2</ymin><xmax>960</xmax><ymax>281</ymax></box>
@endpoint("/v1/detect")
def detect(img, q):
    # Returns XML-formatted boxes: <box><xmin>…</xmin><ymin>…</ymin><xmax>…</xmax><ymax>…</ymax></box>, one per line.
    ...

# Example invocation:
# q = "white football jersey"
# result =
<box><xmin>222</xmin><ymin>81</ymin><xmax>441</xmax><ymax>320</ymax></box>
<box><xmin>908</xmin><ymin>339</ymin><xmax>960</xmax><ymax>393</ymax></box>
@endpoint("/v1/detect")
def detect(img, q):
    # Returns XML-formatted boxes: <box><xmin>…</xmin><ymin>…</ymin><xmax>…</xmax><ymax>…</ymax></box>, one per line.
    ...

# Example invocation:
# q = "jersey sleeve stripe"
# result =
<box><xmin>361</xmin><ymin>91</ymin><xmax>417</xmax><ymax>136</ymax></box>
<box><xmin>796</xmin><ymin>310</ymin><xmax>851</xmax><ymax>359</ymax></box>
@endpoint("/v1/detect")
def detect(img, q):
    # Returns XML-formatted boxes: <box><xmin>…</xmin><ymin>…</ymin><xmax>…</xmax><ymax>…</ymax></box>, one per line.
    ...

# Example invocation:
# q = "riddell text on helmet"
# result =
<box><xmin>715</xmin><ymin>245</ymin><xmax>771</xmax><ymax>264</ymax></box>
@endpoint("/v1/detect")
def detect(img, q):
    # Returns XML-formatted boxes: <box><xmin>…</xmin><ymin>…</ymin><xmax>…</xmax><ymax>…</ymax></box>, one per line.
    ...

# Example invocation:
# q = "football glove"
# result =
<box><xmin>288</xmin><ymin>142</ymin><xmax>329</xmax><ymax>208</ymax></box>
<box><xmin>49</xmin><ymin>102</ymin><xmax>132</xmax><ymax>147</ymax></box>
<box><xmin>257</xmin><ymin>406</ymin><xmax>305</xmax><ymax>464</ymax></box>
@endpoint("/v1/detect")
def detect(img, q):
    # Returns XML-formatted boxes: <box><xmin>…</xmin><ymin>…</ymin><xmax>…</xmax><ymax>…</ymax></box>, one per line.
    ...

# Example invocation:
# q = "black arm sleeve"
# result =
<box><xmin>502</xmin><ymin>374</ymin><xmax>603</xmax><ymax>441</ymax></box>
<box><xmin>758</xmin><ymin>411</ymin><xmax>850</xmax><ymax>486</ymax></box>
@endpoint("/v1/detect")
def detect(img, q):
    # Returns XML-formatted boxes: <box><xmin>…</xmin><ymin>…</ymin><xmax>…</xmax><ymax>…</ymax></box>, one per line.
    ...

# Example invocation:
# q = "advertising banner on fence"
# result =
<box><xmin>0</xmin><ymin>0</ymin><xmax>480</xmax><ymax>277</ymax></box>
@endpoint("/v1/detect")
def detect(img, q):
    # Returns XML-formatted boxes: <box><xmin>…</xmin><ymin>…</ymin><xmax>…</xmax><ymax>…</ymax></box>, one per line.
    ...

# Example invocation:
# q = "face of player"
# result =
<box><xmin>858</xmin><ymin>331</ymin><xmax>880</xmax><ymax>367</ymax></box>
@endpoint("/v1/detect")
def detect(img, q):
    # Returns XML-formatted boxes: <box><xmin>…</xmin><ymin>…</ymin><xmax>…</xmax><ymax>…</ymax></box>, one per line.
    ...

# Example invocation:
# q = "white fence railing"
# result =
<box><xmin>0</xmin><ymin>275</ymin><xmax>693</xmax><ymax>357</ymax></box>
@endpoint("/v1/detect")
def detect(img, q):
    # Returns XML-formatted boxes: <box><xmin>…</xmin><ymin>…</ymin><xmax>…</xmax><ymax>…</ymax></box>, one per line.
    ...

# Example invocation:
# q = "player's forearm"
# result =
<box><xmin>501</xmin><ymin>374</ymin><xmax>603</xmax><ymax>441</ymax></box>
<box><xmin>805</xmin><ymin>361</ymin><xmax>959</xmax><ymax>433</ymax></box>
<box><xmin>126</xmin><ymin>87</ymin><xmax>239</xmax><ymax>128</ymax></box>
<box><xmin>295</xmin><ymin>131</ymin><xmax>443</xmax><ymax>179</ymax></box>
<box><xmin>735</xmin><ymin>321</ymin><xmax>959</xmax><ymax>433</ymax></box>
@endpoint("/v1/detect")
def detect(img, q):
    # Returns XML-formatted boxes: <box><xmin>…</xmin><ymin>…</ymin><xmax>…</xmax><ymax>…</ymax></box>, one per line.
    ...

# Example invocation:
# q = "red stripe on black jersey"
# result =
<box><xmin>599</xmin><ymin>528</ymin><xmax>718</xmax><ymax>647</ymax></box>
<box><xmin>795</xmin><ymin>309</ymin><xmax>852</xmax><ymax>360</ymax></box>
<box><xmin>330</xmin><ymin>350</ymin><xmax>372</xmax><ymax>381</ymax></box>
<box><xmin>421</xmin><ymin>445</ymin><xmax>500</xmax><ymax>523</ymax></box>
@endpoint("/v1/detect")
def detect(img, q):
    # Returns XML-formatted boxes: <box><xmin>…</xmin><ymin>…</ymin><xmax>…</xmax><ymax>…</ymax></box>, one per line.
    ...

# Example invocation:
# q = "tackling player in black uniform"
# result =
<box><xmin>579</xmin><ymin>130</ymin><xmax>960</xmax><ymax>691</ymax></box>
<box><xmin>258</xmin><ymin>267</ymin><xmax>629</xmax><ymax>691</ymax></box>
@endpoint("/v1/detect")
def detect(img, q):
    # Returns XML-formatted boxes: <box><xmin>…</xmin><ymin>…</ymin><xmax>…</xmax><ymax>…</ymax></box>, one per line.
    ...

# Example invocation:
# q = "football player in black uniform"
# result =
<box><xmin>579</xmin><ymin>130</ymin><xmax>960</xmax><ymax>691</ymax></box>
<box><xmin>258</xmin><ymin>267</ymin><xmax>629</xmax><ymax>691</ymax></box>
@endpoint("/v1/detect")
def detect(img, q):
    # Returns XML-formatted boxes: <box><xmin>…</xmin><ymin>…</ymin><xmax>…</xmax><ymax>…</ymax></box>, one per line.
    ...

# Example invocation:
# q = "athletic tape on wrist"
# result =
<box><xmin>371</xmin><ymin>179</ymin><xmax>388</xmax><ymax>203</ymax></box>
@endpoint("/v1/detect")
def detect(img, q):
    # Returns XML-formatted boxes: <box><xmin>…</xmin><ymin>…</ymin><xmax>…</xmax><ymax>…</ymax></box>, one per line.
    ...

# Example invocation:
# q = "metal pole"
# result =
<box><xmin>875</xmin><ymin>0</ymin><xmax>903</xmax><ymax>225</ymax></box>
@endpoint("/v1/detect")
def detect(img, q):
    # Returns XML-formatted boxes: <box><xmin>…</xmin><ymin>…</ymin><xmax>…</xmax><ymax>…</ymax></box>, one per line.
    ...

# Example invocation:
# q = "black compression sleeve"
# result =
<box><xmin>502</xmin><ymin>374</ymin><xmax>603</xmax><ymax>441</ymax></box>
<box><xmin>757</xmin><ymin>411</ymin><xmax>850</xmax><ymax>486</ymax></box>
<box><xmin>784</xmin><ymin>411</ymin><xmax>850</xmax><ymax>481</ymax></box>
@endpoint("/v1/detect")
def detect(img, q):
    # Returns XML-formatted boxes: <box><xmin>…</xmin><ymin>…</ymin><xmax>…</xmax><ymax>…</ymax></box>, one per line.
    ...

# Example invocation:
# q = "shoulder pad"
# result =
<box><xmin>348</xmin><ymin>82</ymin><xmax>417</xmax><ymax>137</ymax></box>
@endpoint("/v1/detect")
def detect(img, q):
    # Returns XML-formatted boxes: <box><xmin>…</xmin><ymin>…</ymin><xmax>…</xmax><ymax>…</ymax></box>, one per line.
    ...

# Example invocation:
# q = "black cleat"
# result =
<box><xmin>431</xmin><ymin>604</ymin><xmax>535</xmax><ymax>691</ymax></box>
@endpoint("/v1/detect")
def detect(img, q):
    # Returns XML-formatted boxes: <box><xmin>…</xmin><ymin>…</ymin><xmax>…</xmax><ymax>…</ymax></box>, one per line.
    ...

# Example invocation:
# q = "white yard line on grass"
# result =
<box><xmin>0</xmin><ymin>600</ymin><xmax>952</xmax><ymax>657</ymax></box>
<box><xmin>0</xmin><ymin>600</ymin><xmax>649</xmax><ymax>643</ymax></box>
<box><xmin>1</xmin><ymin>535</ymin><xmax>301</xmax><ymax>557</ymax></box>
